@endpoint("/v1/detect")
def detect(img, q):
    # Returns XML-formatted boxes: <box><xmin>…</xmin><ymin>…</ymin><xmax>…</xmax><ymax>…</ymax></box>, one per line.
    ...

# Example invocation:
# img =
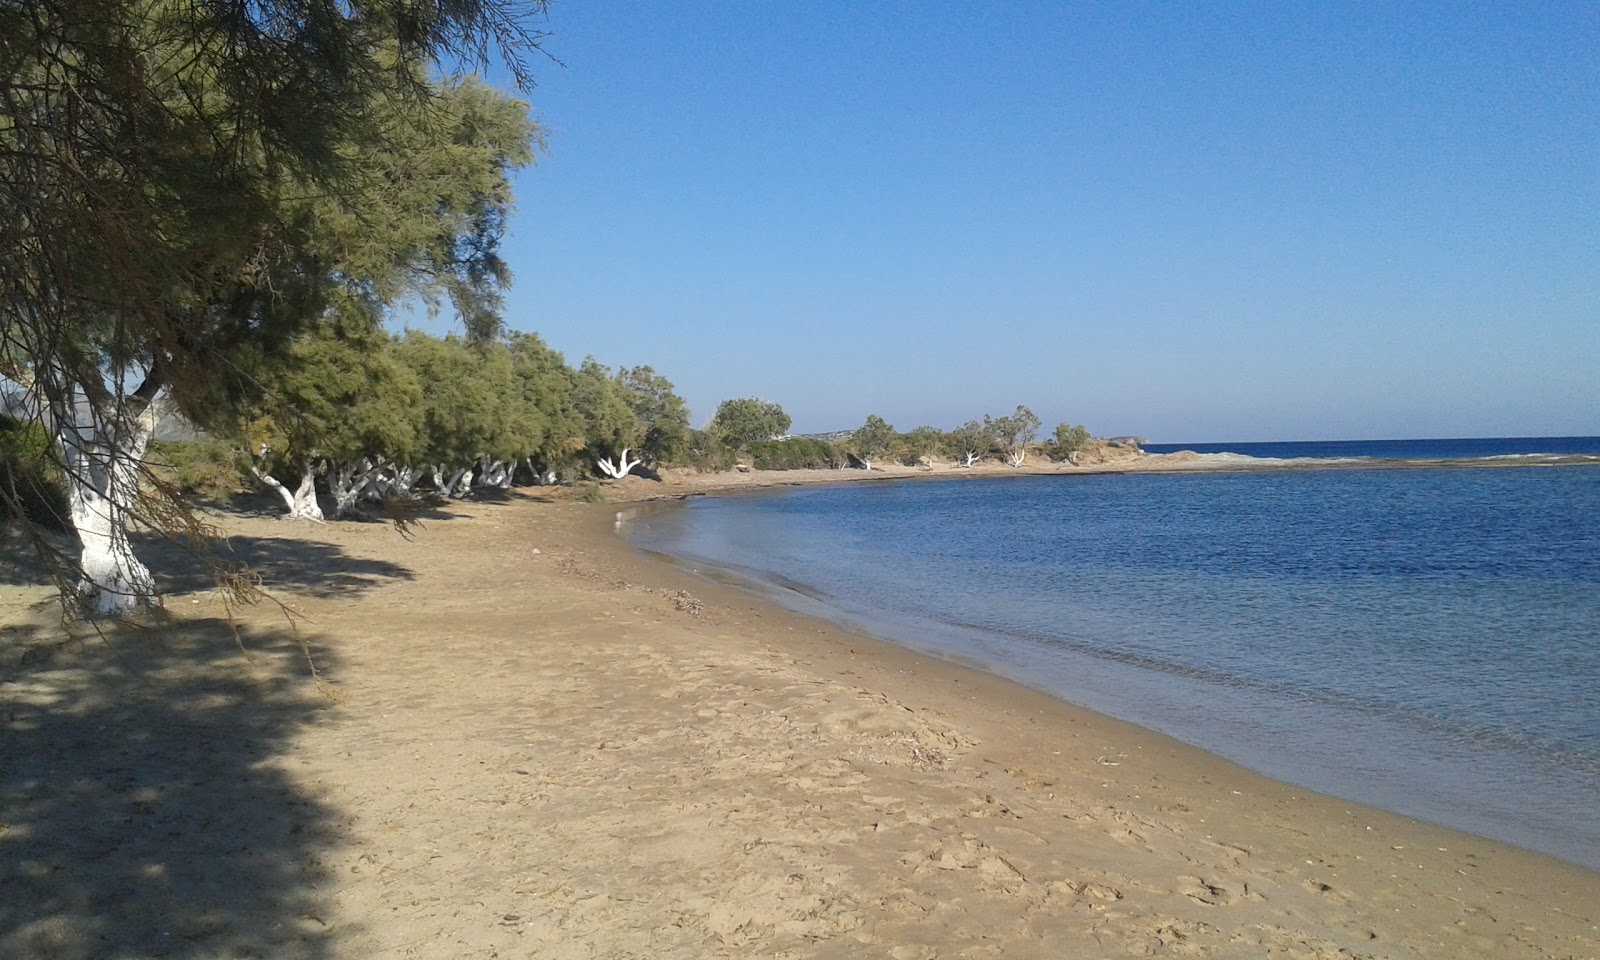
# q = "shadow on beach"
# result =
<box><xmin>142</xmin><ymin>533</ymin><xmax>417</xmax><ymax>599</ymax></box>
<box><xmin>0</xmin><ymin>615</ymin><xmax>341</xmax><ymax>959</ymax></box>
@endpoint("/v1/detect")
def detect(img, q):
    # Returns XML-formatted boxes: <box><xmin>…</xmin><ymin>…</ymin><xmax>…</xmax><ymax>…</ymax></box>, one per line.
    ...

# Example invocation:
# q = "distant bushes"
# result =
<box><xmin>147</xmin><ymin>438</ymin><xmax>248</xmax><ymax>502</ymax></box>
<box><xmin>682</xmin><ymin>429</ymin><xmax>738</xmax><ymax>473</ymax></box>
<box><xmin>0</xmin><ymin>415</ymin><xmax>67</xmax><ymax>529</ymax></box>
<box><xmin>747</xmin><ymin>438</ymin><xmax>844</xmax><ymax>470</ymax></box>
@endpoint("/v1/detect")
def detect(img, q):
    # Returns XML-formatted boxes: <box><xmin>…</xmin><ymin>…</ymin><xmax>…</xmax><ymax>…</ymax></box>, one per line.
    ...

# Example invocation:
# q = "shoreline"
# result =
<box><xmin>608</xmin><ymin>477</ymin><xmax>1600</xmax><ymax>875</ymax></box>
<box><xmin>3</xmin><ymin>493</ymin><xmax>1599</xmax><ymax>957</ymax></box>
<box><xmin>583</xmin><ymin>499</ymin><xmax>1600</xmax><ymax>935</ymax></box>
<box><xmin>601</xmin><ymin>448</ymin><xmax>1600</xmax><ymax>507</ymax></box>
<box><xmin>607</xmin><ymin>485</ymin><xmax>1600</xmax><ymax>875</ymax></box>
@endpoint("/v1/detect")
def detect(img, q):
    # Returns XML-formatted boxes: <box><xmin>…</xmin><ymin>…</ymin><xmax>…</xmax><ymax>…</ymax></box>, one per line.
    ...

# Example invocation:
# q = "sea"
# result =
<box><xmin>626</xmin><ymin>437</ymin><xmax>1600</xmax><ymax>871</ymax></box>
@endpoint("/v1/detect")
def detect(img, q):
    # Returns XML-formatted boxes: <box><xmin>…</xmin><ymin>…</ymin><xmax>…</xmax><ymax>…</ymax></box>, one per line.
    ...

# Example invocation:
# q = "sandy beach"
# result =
<box><xmin>3</xmin><ymin>475</ymin><xmax>1599</xmax><ymax>959</ymax></box>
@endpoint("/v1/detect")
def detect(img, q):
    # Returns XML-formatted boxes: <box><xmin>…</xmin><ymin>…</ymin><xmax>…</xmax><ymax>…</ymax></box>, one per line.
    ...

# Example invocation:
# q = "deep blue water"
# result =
<box><xmin>1143</xmin><ymin>435</ymin><xmax>1600</xmax><ymax>459</ymax></box>
<box><xmin>628</xmin><ymin>465</ymin><xmax>1600</xmax><ymax>870</ymax></box>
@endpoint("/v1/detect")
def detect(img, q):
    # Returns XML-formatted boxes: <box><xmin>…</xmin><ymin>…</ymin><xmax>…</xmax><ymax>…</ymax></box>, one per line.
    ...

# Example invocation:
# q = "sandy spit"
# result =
<box><xmin>2</xmin><ymin>485</ymin><xmax>1598</xmax><ymax>959</ymax></box>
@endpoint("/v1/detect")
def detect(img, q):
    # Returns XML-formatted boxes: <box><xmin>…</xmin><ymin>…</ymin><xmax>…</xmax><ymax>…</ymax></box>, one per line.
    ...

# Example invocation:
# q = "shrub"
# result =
<box><xmin>748</xmin><ymin>438</ymin><xmax>843</xmax><ymax>470</ymax></box>
<box><xmin>147</xmin><ymin>438</ymin><xmax>248</xmax><ymax>502</ymax></box>
<box><xmin>0</xmin><ymin>415</ymin><xmax>68</xmax><ymax>529</ymax></box>
<box><xmin>681</xmin><ymin>429</ymin><xmax>738</xmax><ymax>473</ymax></box>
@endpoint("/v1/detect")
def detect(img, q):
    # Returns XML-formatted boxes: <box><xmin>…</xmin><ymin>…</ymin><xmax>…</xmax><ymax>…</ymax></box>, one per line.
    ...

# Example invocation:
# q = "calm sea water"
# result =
<box><xmin>628</xmin><ymin>462</ymin><xmax>1600</xmax><ymax>870</ymax></box>
<box><xmin>1144</xmin><ymin>435</ymin><xmax>1600</xmax><ymax>459</ymax></box>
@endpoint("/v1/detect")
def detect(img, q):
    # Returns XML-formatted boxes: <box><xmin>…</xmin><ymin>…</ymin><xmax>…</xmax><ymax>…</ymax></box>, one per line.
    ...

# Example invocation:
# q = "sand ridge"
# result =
<box><xmin>2</xmin><ymin>491</ymin><xmax>1598</xmax><ymax>958</ymax></box>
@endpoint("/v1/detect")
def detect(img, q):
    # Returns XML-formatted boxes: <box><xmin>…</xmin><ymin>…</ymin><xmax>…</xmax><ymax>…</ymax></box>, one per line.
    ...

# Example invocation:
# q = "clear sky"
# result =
<box><xmin>474</xmin><ymin>2</ymin><xmax>1597</xmax><ymax>443</ymax></box>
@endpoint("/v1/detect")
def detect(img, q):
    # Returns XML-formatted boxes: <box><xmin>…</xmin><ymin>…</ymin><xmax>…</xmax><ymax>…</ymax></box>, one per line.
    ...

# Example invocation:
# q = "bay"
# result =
<box><xmin>627</xmin><ymin>462</ymin><xmax>1600</xmax><ymax>870</ymax></box>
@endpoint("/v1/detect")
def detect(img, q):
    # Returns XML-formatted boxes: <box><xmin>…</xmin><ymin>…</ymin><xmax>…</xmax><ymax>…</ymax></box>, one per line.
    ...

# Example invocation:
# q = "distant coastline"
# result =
<box><xmin>612</xmin><ymin>441</ymin><xmax>1600</xmax><ymax>505</ymax></box>
<box><xmin>1142</xmin><ymin>435</ymin><xmax>1600</xmax><ymax>460</ymax></box>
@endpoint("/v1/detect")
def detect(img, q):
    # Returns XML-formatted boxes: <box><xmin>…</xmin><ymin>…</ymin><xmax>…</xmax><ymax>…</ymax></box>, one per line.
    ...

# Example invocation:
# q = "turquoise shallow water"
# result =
<box><xmin>627</xmin><ymin>464</ymin><xmax>1600</xmax><ymax>871</ymax></box>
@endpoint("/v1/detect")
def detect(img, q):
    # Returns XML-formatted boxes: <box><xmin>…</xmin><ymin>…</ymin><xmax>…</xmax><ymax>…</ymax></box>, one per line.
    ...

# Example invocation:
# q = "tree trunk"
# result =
<box><xmin>1009</xmin><ymin>450</ymin><xmax>1026</xmax><ymax>467</ymax></box>
<box><xmin>252</xmin><ymin>458</ymin><xmax>325</xmax><ymax>522</ymax></box>
<box><xmin>476</xmin><ymin>459</ymin><xmax>512</xmax><ymax>489</ymax></box>
<box><xmin>331</xmin><ymin>458</ymin><xmax>383</xmax><ymax>518</ymax></box>
<box><xmin>390</xmin><ymin>464</ymin><xmax>419</xmax><ymax>498</ymax></box>
<box><xmin>53</xmin><ymin>402</ymin><xmax>157</xmax><ymax>613</ymax></box>
<box><xmin>524</xmin><ymin>458</ymin><xmax>557</xmax><ymax>485</ymax></box>
<box><xmin>596</xmin><ymin>448</ymin><xmax>640</xmax><ymax>480</ymax></box>
<box><xmin>444</xmin><ymin>466</ymin><xmax>474</xmax><ymax>498</ymax></box>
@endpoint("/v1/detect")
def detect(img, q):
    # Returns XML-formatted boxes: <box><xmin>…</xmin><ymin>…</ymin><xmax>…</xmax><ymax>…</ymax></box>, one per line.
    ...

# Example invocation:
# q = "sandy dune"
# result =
<box><xmin>3</xmin><ymin>489</ymin><xmax>1597</xmax><ymax>958</ymax></box>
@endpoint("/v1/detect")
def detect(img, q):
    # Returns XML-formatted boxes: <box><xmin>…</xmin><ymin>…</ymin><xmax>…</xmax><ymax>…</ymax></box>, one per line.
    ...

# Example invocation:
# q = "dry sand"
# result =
<box><xmin>3</xmin><ymin>478</ymin><xmax>1598</xmax><ymax>959</ymax></box>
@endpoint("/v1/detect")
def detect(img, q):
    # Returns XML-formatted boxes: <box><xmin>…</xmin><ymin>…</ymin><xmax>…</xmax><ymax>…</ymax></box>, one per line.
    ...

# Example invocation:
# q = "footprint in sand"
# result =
<box><xmin>1177</xmin><ymin>874</ymin><xmax>1257</xmax><ymax>906</ymax></box>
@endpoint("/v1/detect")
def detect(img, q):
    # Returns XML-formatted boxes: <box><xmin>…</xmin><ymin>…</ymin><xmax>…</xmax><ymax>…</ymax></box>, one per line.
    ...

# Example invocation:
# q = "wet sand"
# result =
<box><xmin>2</xmin><ymin>486</ymin><xmax>1598</xmax><ymax>958</ymax></box>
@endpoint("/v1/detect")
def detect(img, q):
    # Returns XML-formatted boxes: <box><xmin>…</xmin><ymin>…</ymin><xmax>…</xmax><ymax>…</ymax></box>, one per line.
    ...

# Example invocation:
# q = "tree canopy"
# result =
<box><xmin>615</xmin><ymin>366</ymin><xmax>691</xmax><ymax>466</ymax></box>
<box><xmin>0</xmin><ymin>0</ymin><xmax>549</xmax><ymax>608</ymax></box>
<box><xmin>710</xmin><ymin>398</ymin><xmax>791</xmax><ymax>449</ymax></box>
<box><xmin>986</xmin><ymin>406</ymin><xmax>1042</xmax><ymax>467</ymax></box>
<box><xmin>849</xmin><ymin>415</ymin><xmax>896</xmax><ymax>469</ymax></box>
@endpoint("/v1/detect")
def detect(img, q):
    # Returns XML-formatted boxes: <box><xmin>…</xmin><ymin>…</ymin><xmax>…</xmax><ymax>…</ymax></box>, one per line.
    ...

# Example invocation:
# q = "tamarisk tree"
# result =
<box><xmin>947</xmin><ymin>421</ymin><xmax>993</xmax><ymax>467</ymax></box>
<box><xmin>902</xmin><ymin>425</ymin><xmax>944</xmax><ymax>467</ymax></box>
<box><xmin>710</xmin><ymin>398</ymin><xmax>791</xmax><ymax>449</ymax></box>
<box><xmin>849</xmin><ymin>415</ymin><xmax>896</xmax><ymax>470</ymax></box>
<box><xmin>241</xmin><ymin>328</ymin><xmax>423</xmax><ymax>521</ymax></box>
<box><xmin>0</xmin><ymin>0</ymin><xmax>549</xmax><ymax>612</ymax></box>
<box><xmin>986</xmin><ymin>406</ymin><xmax>1042</xmax><ymax>468</ymax></box>
<box><xmin>506</xmin><ymin>332</ymin><xmax>585</xmax><ymax>483</ymax></box>
<box><xmin>615</xmin><ymin>366</ymin><xmax>691</xmax><ymax>470</ymax></box>
<box><xmin>1051</xmin><ymin>423</ymin><xmax>1092</xmax><ymax>464</ymax></box>
<box><xmin>570</xmin><ymin>359</ymin><xmax>641</xmax><ymax>479</ymax></box>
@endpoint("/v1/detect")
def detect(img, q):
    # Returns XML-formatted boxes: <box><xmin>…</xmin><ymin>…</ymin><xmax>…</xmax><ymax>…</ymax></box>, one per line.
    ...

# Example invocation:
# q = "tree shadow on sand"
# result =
<box><xmin>136</xmin><ymin>533</ymin><xmax>416</xmax><ymax>599</ymax></box>
<box><xmin>0</xmin><ymin>616</ymin><xmax>342</xmax><ymax>959</ymax></box>
<box><xmin>0</xmin><ymin>524</ymin><xmax>418</xmax><ymax>599</ymax></box>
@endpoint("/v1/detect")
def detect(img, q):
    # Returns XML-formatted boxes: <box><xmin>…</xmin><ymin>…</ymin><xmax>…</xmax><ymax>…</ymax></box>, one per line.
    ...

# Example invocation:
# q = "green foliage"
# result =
<box><xmin>710</xmin><ymin>398</ymin><xmax>792</xmax><ymax>449</ymax></box>
<box><xmin>1051</xmin><ymin>423</ymin><xmax>1092</xmax><ymax>462</ymax></box>
<box><xmin>748</xmin><ymin>438</ymin><xmax>842</xmax><ymax>471</ymax></box>
<box><xmin>0</xmin><ymin>0</ymin><xmax>552</xmax><ymax>604</ymax></box>
<box><xmin>147</xmin><ymin>439</ymin><xmax>248</xmax><ymax>503</ymax></box>
<box><xmin>0</xmin><ymin>415</ymin><xmax>67</xmax><ymax>529</ymax></box>
<box><xmin>946</xmin><ymin>420</ymin><xmax>995</xmax><ymax>465</ymax></box>
<box><xmin>985</xmin><ymin>405</ymin><xmax>1042</xmax><ymax>464</ymax></box>
<box><xmin>3</xmin><ymin>1</ymin><xmax>546</xmax><ymax>429</ymax></box>
<box><xmin>683</xmin><ymin>430</ymin><xmax>738</xmax><ymax>473</ymax></box>
<box><xmin>570</xmin><ymin>358</ymin><xmax>639</xmax><ymax>466</ymax></box>
<box><xmin>849</xmin><ymin>415</ymin><xmax>897</xmax><ymax>467</ymax></box>
<box><xmin>241</xmin><ymin>327</ymin><xmax>423</xmax><ymax>479</ymax></box>
<box><xmin>505</xmin><ymin>331</ymin><xmax>584</xmax><ymax>469</ymax></box>
<box><xmin>614</xmin><ymin>365</ymin><xmax>691</xmax><ymax>465</ymax></box>
<box><xmin>901</xmin><ymin>425</ymin><xmax>944</xmax><ymax>466</ymax></box>
<box><xmin>388</xmin><ymin>332</ymin><xmax>513</xmax><ymax>468</ymax></box>
<box><xmin>579</xmin><ymin>482</ymin><xmax>607</xmax><ymax>504</ymax></box>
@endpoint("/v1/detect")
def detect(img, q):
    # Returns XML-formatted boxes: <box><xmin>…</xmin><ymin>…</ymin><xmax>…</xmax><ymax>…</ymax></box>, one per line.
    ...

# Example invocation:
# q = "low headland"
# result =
<box><xmin>2</xmin><ymin>452</ymin><xmax>1598</xmax><ymax>958</ymax></box>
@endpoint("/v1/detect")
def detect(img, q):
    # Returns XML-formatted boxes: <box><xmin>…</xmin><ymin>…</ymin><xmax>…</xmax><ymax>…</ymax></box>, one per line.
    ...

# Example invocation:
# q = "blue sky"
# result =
<box><xmin>473</xmin><ymin>2</ymin><xmax>1597</xmax><ymax>442</ymax></box>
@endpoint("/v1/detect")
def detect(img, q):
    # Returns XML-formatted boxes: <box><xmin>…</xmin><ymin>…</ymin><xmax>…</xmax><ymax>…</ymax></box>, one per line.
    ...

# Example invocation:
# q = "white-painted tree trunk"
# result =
<box><xmin>596</xmin><ymin>448</ymin><xmax>640</xmax><ymax>480</ymax></box>
<box><xmin>443</xmin><ymin>466</ymin><xmax>474</xmax><ymax>498</ymax></box>
<box><xmin>961</xmin><ymin>452</ymin><xmax>981</xmax><ymax>467</ymax></box>
<box><xmin>391</xmin><ymin>464</ymin><xmax>419</xmax><ymax>498</ymax></box>
<box><xmin>331</xmin><ymin>458</ymin><xmax>385</xmax><ymax>518</ymax></box>
<box><xmin>1008</xmin><ymin>449</ymin><xmax>1026</xmax><ymax>467</ymax></box>
<box><xmin>476</xmin><ymin>459</ymin><xmax>512</xmax><ymax>488</ymax></box>
<box><xmin>251</xmin><ymin>458</ymin><xmax>325</xmax><ymax>522</ymax></box>
<box><xmin>524</xmin><ymin>458</ymin><xmax>557</xmax><ymax>485</ymax></box>
<box><xmin>52</xmin><ymin>401</ymin><xmax>157</xmax><ymax>614</ymax></box>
